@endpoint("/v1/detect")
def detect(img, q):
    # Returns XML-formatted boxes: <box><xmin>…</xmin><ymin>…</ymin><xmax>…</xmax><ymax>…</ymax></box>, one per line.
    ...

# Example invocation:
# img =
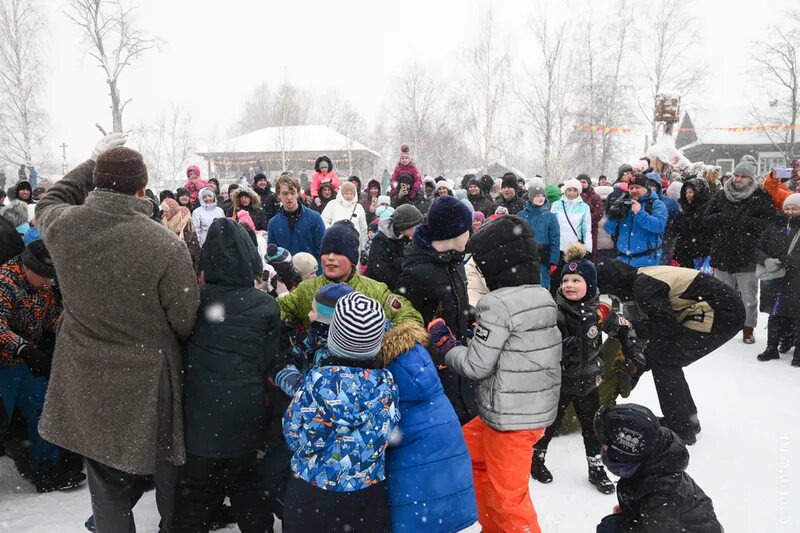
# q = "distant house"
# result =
<box><xmin>462</xmin><ymin>157</ymin><xmax>527</xmax><ymax>184</ymax></box>
<box><xmin>197</xmin><ymin>125</ymin><xmax>381</xmax><ymax>183</ymax></box>
<box><xmin>676</xmin><ymin>110</ymin><xmax>799</xmax><ymax>175</ymax></box>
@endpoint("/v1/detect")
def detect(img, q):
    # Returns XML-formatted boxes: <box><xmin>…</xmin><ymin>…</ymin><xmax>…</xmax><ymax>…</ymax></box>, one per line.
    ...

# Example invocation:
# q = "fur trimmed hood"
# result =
<box><xmin>232</xmin><ymin>187</ymin><xmax>262</xmax><ymax>209</ymax></box>
<box><xmin>380</xmin><ymin>321</ymin><xmax>429</xmax><ymax>366</ymax></box>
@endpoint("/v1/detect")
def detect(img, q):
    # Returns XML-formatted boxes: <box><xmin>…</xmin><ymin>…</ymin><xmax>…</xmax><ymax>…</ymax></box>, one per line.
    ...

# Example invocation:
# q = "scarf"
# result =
<box><xmin>284</xmin><ymin>204</ymin><xmax>303</xmax><ymax>232</ymax></box>
<box><xmin>723</xmin><ymin>176</ymin><xmax>757</xmax><ymax>203</ymax></box>
<box><xmin>161</xmin><ymin>199</ymin><xmax>191</xmax><ymax>235</ymax></box>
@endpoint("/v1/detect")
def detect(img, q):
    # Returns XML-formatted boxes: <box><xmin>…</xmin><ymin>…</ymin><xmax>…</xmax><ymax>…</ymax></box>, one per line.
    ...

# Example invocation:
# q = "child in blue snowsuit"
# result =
<box><xmin>282</xmin><ymin>291</ymin><xmax>399</xmax><ymax>533</ymax></box>
<box><xmin>273</xmin><ymin>282</ymin><xmax>353</xmax><ymax>396</ymax></box>
<box><xmin>379</xmin><ymin>321</ymin><xmax>477</xmax><ymax>533</ymax></box>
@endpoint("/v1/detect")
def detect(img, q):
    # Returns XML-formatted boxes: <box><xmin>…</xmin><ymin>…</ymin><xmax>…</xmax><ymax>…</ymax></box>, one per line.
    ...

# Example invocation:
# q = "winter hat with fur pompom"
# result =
<box><xmin>561</xmin><ymin>242</ymin><xmax>597</xmax><ymax>299</ymax></box>
<box><xmin>399</xmin><ymin>144</ymin><xmax>411</xmax><ymax>158</ymax></box>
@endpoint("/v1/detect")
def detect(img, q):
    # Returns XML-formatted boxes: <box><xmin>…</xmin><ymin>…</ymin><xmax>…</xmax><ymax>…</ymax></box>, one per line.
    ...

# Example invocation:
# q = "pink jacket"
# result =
<box><xmin>310</xmin><ymin>171</ymin><xmax>340</xmax><ymax>198</ymax></box>
<box><xmin>390</xmin><ymin>163</ymin><xmax>422</xmax><ymax>199</ymax></box>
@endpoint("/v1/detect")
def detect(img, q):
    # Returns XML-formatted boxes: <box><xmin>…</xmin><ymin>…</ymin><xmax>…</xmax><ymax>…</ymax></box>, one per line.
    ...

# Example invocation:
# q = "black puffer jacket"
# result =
<box><xmin>253</xmin><ymin>183</ymin><xmax>279</xmax><ymax>225</ymax></box>
<box><xmin>674</xmin><ymin>178</ymin><xmax>713</xmax><ymax>267</ymax></box>
<box><xmin>0</xmin><ymin>216</ymin><xmax>24</xmax><ymax>265</ymax></box>
<box><xmin>493</xmin><ymin>193</ymin><xmax>525</xmax><ymax>215</ymax></box>
<box><xmin>397</xmin><ymin>229</ymin><xmax>478</xmax><ymax>424</ymax></box>
<box><xmin>615</xmin><ymin>427</ymin><xmax>723</xmax><ymax>533</ymax></box>
<box><xmin>364</xmin><ymin>217</ymin><xmax>409</xmax><ymax>291</ymax></box>
<box><xmin>702</xmin><ymin>186</ymin><xmax>776</xmax><ymax>272</ymax></box>
<box><xmin>756</xmin><ymin>215</ymin><xmax>800</xmax><ymax>317</ymax></box>
<box><xmin>184</xmin><ymin>218</ymin><xmax>281</xmax><ymax>458</ymax></box>
<box><xmin>556</xmin><ymin>292</ymin><xmax>643</xmax><ymax>396</ymax></box>
<box><xmin>468</xmin><ymin>192</ymin><xmax>494</xmax><ymax>218</ymax></box>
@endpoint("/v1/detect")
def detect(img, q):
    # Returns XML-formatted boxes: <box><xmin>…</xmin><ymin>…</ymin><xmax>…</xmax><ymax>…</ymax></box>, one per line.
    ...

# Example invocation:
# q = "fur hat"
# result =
<box><xmin>93</xmin><ymin>147</ymin><xmax>148</xmax><ymax>194</ymax></box>
<box><xmin>321</xmin><ymin>220</ymin><xmax>360</xmax><ymax>265</ymax></box>
<box><xmin>1</xmin><ymin>200</ymin><xmax>30</xmax><ymax>228</ymax></box>
<box><xmin>561</xmin><ymin>242</ymin><xmax>597</xmax><ymax>298</ymax></box>
<box><xmin>21</xmin><ymin>240</ymin><xmax>55</xmax><ymax>279</ymax></box>
<box><xmin>327</xmin><ymin>291</ymin><xmax>386</xmax><ymax>360</ymax></box>
<box><xmin>314</xmin><ymin>283</ymin><xmax>355</xmax><ymax>325</ymax></box>
<box><xmin>392</xmin><ymin>204</ymin><xmax>423</xmax><ymax>232</ymax></box>
<box><xmin>420</xmin><ymin>196</ymin><xmax>473</xmax><ymax>242</ymax></box>
<box><xmin>501</xmin><ymin>173</ymin><xmax>517</xmax><ymax>189</ymax></box>
<box><xmin>292</xmin><ymin>252</ymin><xmax>319</xmax><ymax>278</ymax></box>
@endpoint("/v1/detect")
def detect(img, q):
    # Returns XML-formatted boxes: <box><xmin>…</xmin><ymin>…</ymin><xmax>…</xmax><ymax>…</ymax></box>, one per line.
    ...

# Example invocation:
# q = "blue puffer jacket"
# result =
<box><xmin>267</xmin><ymin>205</ymin><xmax>326</xmax><ymax>273</ymax></box>
<box><xmin>604</xmin><ymin>191</ymin><xmax>668</xmax><ymax>267</ymax></box>
<box><xmin>382</xmin><ymin>322</ymin><xmax>477</xmax><ymax>533</ymax></box>
<box><xmin>283</xmin><ymin>359</ymin><xmax>400</xmax><ymax>492</ymax></box>
<box><xmin>518</xmin><ymin>201</ymin><xmax>560</xmax><ymax>266</ymax></box>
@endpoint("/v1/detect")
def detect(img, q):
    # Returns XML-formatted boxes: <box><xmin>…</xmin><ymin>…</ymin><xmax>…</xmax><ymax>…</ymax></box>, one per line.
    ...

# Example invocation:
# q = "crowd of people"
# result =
<box><xmin>0</xmin><ymin>132</ymin><xmax>797</xmax><ymax>533</ymax></box>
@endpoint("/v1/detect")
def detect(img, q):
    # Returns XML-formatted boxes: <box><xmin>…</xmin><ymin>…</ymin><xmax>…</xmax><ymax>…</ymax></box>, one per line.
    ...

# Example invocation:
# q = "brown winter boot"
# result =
<box><xmin>743</xmin><ymin>327</ymin><xmax>755</xmax><ymax>344</ymax></box>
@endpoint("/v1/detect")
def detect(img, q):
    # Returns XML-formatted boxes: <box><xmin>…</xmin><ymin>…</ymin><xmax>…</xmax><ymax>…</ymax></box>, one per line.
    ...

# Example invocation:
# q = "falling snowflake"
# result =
<box><xmin>205</xmin><ymin>302</ymin><xmax>225</xmax><ymax>323</ymax></box>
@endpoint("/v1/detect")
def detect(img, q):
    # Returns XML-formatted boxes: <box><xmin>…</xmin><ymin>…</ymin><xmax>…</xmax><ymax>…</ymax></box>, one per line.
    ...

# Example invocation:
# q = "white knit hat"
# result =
<box><xmin>784</xmin><ymin>193</ymin><xmax>800</xmax><ymax>209</ymax></box>
<box><xmin>562</xmin><ymin>178</ymin><xmax>582</xmax><ymax>193</ymax></box>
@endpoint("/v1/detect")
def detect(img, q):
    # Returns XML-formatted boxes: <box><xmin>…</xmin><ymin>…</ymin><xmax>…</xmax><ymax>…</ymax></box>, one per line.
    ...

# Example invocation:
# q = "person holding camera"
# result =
<box><xmin>603</xmin><ymin>173</ymin><xmax>668</xmax><ymax>267</ymax></box>
<box><xmin>764</xmin><ymin>161</ymin><xmax>798</xmax><ymax>209</ymax></box>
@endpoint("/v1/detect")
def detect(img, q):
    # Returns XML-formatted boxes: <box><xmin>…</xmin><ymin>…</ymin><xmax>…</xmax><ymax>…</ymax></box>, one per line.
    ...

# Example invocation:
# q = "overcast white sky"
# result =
<box><xmin>40</xmin><ymin>0</ymin><xmax>796</xmax><ymax>170</ymax></box>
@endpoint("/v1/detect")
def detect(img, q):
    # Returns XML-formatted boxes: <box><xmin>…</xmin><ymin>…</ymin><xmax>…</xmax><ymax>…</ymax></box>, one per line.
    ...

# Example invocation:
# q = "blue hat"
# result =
<box><xmin>420</xmin><ymin>195</ymin><xmax>473</xmax><ymax>241</ymax></box>
<box><xmin>594</xmin><ymin>403</ymin><xmax>662</xmax><ymax>464</ymax></box>
<box><xmin>561</xmin><ymin>243</ymin><xmax>597</xmax><ymax>298</ymax></box>
<box><xmin>314</xmin><ymin>283</ymin><xmax>354</xmax><ymax>325</ymax></box>
<box><xmin>327</xmin><ymin>292</ymin><xmax>386</xmax><ymax>360</ymax></box>
<box><xmin>266</xmin><ymin>244</ymin><xmax>291</xmax><ymax>264</ymax></box>
<box><xmin>321</xmin><ymin>220</ymin><xmax>360</xmax><ymax>265</ymax></box>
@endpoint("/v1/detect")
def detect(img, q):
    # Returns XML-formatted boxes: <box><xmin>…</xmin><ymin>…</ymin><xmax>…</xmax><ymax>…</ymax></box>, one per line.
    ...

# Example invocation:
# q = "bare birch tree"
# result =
<box><xmin>635</xmin><ymin>0</ymin><xmax>703</xmax><ymax>142</ymax></box>
<box><xmin>134</xmin><ymin>105</ymin><xmax>194</xmax><ymax>189</ymax></box>
<box><xmin>0</xmin><ymin>0</ymin><xmax>46</xmax><ymax>167</ymax></box>
<box><xmin>462</xmin><ymin>10</ymin><xmax>510</xmax><ymax>167</ymax></box>
<box><xmin>66</xmin><ymin>0</ymin><xmax>157</xmax><ymax>133</ymax></box>
<box><xmin>392</xmin><ymin>67</ymin><xmax>439</xmax><ymax>173</ymax></box>
<box><xmin>518</xmin><ymin>17</ymin><xmax>576</xmax><ymax>183</ymax></box>
<box><xmin>752</xmin><ymin>11</ymin><xmax>800</xmax><ymax>160</ymax></box>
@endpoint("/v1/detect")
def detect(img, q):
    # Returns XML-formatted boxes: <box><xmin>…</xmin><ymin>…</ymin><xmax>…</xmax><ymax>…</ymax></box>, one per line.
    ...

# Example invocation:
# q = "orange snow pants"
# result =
<box><xmin>462</xmin><ymin>417</ymin><xmax>545</xmax><ymax>533</ymax></box>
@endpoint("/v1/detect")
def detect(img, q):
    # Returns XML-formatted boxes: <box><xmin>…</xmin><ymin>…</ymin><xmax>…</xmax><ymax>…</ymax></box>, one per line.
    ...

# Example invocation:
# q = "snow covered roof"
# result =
<box><xmin>676</xmin><ymin>108</ymin><xmax>798</xmax><ymax>149</ymax></box>
<box><xmin>463</xmin><ymin>157</ymin><xmax>527</xmax><ymax>181</ymax></box>
<box><xmin>199</xmin><ymin>125</ymin><xmax>379</xmax><ymax>157</ymax></box>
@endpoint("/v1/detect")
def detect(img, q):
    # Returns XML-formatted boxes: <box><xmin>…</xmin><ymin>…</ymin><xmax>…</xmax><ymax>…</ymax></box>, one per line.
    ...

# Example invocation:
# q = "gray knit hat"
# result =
<box><xmin>733</xmin><ymin>161</ymin><xmax>756</xmax><ymax>180</ymax></box>
<box><xmin>527</xmin><ymin>177</ymin><xmax>546</xmax><ymax>200</ymax></box>
<box><xmin>327</xmin><ymin>292</ymin><xmax>386</xmax><ymax>360</ymax></box>
<box><xmin>392</xmin><ymin>204</ymin><xmax>424</xmax><ymax>232</ymax></box>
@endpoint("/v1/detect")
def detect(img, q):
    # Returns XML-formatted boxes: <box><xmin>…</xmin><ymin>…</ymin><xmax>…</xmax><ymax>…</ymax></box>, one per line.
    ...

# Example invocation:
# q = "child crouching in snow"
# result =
<box><xmin>379</xmin><ymin>321</ymin><xmax>477</xmax><ymax>533</ymax></box>
<box><xmin>594</xmin><ymin>403</ymin><xmax>723</xmax><ymax>533</ymax></box>
<box><xmin>428</xmin><ymin>215</ymin><xmax>561</xmax><ymax>533</ymax></box>
<box><xmin>282</xmin><ymin>291</ymin><xmax>399</xmax><ymax>533</ymax></box>
<box><xmin>532</xmin><ymin>242</ymin><xmax>645</xmax><ymax>494</ymax></box>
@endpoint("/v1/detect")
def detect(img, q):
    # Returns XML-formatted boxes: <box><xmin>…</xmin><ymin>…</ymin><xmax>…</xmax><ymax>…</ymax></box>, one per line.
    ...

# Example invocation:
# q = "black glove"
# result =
<box><xmin>19</xmin><ymin>345</ymin><xmax>51</xmax><ymax>378</ymax></box>
<box><xmin>596</xmin><ymin>513</ymin><xmax>624</xmax><ymax>533</ymax></box>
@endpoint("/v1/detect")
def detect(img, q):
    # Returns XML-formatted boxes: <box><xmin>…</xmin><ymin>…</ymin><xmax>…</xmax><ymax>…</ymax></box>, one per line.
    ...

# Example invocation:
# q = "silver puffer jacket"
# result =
<box><xmin>446</xmin><ymin>285</ymin><xmax>562</xmax><ymax>431</ymax></box>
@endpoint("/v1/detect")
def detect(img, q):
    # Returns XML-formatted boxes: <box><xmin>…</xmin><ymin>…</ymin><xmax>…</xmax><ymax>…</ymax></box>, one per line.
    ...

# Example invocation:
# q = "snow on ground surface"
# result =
<box><xmin>2</xmin><ymin>316</ymin><xmax>799</xmax><ymax>532</ymax></box>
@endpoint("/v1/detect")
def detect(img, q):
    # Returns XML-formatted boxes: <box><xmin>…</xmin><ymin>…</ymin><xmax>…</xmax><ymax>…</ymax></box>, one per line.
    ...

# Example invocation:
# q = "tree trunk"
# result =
<box><xmin>108</xmin><ymin>78</ymin><xmax>123</xmax><ymax>133</ymax></box>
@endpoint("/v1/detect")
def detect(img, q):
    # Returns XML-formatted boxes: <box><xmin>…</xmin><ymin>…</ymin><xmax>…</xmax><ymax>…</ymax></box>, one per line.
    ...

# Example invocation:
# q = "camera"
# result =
<box><xmin>608</xmin><ymin>194</ymin><xmax>632</xmax><ymax>220</ymax></box>
<box><xmin>774</xmin><ymin>166</ymin><xmax>793</xmax><ymax>181</ymax></box>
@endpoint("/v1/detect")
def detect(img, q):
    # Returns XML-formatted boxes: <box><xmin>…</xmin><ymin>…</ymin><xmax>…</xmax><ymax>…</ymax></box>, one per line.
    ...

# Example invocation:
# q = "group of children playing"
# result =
<box><xmin>177</xmin><ymin>203</ymin><xmax>723</xmax><ymax>532</ymax></box>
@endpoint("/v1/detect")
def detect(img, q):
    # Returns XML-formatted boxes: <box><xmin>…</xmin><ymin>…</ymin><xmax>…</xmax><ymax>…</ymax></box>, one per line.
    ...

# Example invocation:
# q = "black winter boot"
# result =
<box><xmin>530</xmin><ymin>450</ymin><xmax>553</xmax><ymax>483</ymax></box>
<box><xmin>34</xmin><ymin>461</ymin><xmax>86</xmax><ymax>493</ymax></box>
<box><xmin>757</xmin><ymin>347</ymin><xmax>780</xmax><ymax>361</ymax></box>
<box><xmin>587</xmin><ymin>456</ymin><xmax>615</xmax><ymax>494</ymax></box>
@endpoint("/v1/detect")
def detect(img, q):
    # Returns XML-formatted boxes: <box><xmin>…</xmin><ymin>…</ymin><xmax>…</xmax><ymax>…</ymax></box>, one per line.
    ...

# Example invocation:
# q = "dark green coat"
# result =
<box><xmin>184</xmin><ymin>218</ymin><xmax>281</xmax><ymax>458</ymax></box>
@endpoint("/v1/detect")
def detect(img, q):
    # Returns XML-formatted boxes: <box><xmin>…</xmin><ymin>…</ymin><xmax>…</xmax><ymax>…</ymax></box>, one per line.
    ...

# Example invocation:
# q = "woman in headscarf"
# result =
<box><xmin>161</xmin><ymin>198</ymin><xmax>202</xmax><ymax>273</ymax></box>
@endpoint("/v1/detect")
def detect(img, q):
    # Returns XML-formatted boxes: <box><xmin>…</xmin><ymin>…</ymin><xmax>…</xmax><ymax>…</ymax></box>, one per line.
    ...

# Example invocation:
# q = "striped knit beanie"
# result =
<box><xmin>327</xmin><ymin>291</ymin><xmax>386</xmax><ymax>360</ymax></box>
<box><xmin>314</xmin><ymin>283</ymin><xmax>354</xmax><ymax>325</ymax></box>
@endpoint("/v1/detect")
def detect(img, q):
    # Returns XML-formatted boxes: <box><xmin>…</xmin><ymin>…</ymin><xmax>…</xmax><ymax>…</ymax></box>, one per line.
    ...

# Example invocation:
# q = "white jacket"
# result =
<box><xmin>191</xmin><ymin>190</ymin><xmax>226</xmax><ymax>247</ymax></box>
<box><xmin>321</xmin><ymin>196</ymin><xmax>368</xmax><ymax>250</ymax></box>
<box><xmin>551</xmin><ymin>197</ymin><xmax>593</xmax><ymax>253</ymax></box>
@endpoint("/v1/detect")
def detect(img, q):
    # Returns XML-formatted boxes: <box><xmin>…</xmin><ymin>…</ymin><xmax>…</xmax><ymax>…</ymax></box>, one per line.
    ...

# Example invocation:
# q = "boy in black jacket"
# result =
<box><xmin>594</xmin><ymin>403</ymin><xmax>723</xmax><ymax>533</ymax></box>
<box><xmin>174</xmin><ymin>217</ymin><xmax>281</xmax><ymax>533</ymax></box>
<box><xmin>532</xmin><ymin>242</ymin><xmax>644</xmax><ymax>494</ymax></box>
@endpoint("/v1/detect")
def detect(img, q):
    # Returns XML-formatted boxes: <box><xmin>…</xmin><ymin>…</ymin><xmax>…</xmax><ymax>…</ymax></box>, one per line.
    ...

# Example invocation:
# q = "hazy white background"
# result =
<box><xmin>39</xmin><ymin>0</ymin><xmax>796</xmax><ymax>168</ymax></box>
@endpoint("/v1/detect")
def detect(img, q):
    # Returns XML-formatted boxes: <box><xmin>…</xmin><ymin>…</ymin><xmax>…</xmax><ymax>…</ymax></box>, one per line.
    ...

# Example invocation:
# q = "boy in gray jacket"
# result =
<box><xmin>428</xmin><ymin>215</ymin><xmax>561</xmax><ymax>533</ymax></box>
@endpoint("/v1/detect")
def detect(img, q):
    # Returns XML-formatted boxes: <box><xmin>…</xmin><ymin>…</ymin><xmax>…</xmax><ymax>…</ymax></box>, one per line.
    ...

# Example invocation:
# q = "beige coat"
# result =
<box><xmin>36</xmin><ymin>161</ymin><xmax>200</xmax><ymax>474</ymax></box>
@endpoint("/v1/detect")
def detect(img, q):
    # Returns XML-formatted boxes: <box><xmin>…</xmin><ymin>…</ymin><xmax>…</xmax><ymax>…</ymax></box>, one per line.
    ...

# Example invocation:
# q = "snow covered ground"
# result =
<box><xmin>2</xmin><ymin>319</ymin><xmax>799</xmax><ymax>532</ymax></box>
